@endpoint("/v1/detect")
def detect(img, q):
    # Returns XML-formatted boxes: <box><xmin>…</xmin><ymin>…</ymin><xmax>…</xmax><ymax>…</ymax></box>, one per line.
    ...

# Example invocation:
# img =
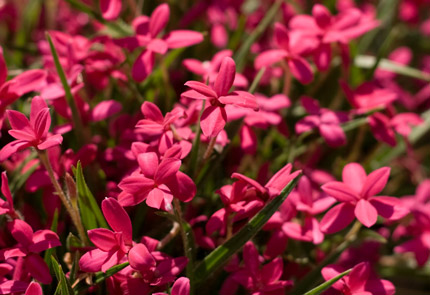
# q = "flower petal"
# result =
<box><xmin>355</xmin><ymin>199</ymin><xmax>378</xmax><ymax>227</ymax></box>
<box><xmin>214</xmin><ymin>57</ymin><xmax>236</xmax><ymax>96</ymax></box>
<box><xmin>320</xmin><ymin>203</ymin><xmax>355</xmax><ymax>234</ymax></box>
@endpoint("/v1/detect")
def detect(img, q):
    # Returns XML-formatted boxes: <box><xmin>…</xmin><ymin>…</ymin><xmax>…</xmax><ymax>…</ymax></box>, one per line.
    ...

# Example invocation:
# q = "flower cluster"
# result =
<box><xmin>0</xmin><ymin>0</ymin><xmax>429</xmax><ymax>294</ymax></box>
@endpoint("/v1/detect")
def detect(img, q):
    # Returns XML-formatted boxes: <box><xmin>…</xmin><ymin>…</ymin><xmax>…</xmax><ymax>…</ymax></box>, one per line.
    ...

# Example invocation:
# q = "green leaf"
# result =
<box><xmin>93</xmin><ymin>262</ymin><xmax>130</xmax><ymax>284</ymax></box>
<box><xmin>303</xmin><ymin>268</ymin><xmax>352</xmax><ymax>295</ymax></box>
<box><xmin>234</xmin><ymin>0</ymin><xmax>282</xmax><ymax>71</ymax></box>
<box><xmin>355</xmin><ymin>55</ymin><xmax>430</xmax><ymax>81</ymax></box>
<box><xmin>51</xmin><ymin>256</ymin><xmax>74</xmax><ymax>295</ymax></box>
<box><xmin>46</xmin><ymin>32</ymin><xmax>87</xmax><ymax>147</ymax></box>
<box><xmin>193</xmin><ymin>174</ymin><xmax>301</xmax><ymax>285</ymax></box>
<box><xmin>73</xmin><ymin>162</ymin><xmax>108</xmax><ymax>230</ymax></box>
<box><xmin>44</xmin><ymin>209</ymin><xmax>59</xmax><ymax>270</ymax></box>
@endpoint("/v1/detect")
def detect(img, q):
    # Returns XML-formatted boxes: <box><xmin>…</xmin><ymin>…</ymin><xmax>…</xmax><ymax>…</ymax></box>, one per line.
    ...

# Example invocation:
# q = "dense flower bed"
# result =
<box><xmin>0</xmin><ymin>0</ymin><xmax>429</xmax><ymax>294</ymax></box>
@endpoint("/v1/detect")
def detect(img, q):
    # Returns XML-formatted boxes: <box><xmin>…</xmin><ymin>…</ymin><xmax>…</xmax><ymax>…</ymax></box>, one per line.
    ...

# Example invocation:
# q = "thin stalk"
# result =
<box><xmin>46</xmin><ymin>32</ymin><xmax>88</xmax><ymax>147</ymax></box>
<box><xmin>291</xmin><ymin>221</ymin><xmax>362</xmax><ymax>294</ymax></box>
<box><xmin>248</xmin><ymin>67</ymin><xmax>266</xmax><ymax>94</ymax></box>
<box><xmin>38</xmin><ymin>150</ymin><xmax>89</xmax><ymax>246</ymax></box>
<box><xmin>157</xmin><ymin>222</ymin><xmax>180</xmax><ymax>250</ymax></box>
<box><xmin>173</xmin><ymin>198</ymin><xmax>195</xmax><ymax>294</ymax></box>
<box><xmin>203</xmin><ymin>136</ymin><xmax>217</xmax><ymax>161</ymax></box>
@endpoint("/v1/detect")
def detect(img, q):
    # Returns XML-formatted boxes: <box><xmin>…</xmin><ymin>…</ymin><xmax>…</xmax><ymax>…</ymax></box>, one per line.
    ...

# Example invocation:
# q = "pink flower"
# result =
<box><xmin>320</xmin><ymin>163</ymin><xmax>408</xmax><ymax>233</ymax></box>
<box><xmin>321</xmin><ymin>262</ymin><xmax>395</xmax><ymax>295</ymax></box>
<box><xmin>221</xmin><ymin>242</ymin><xmax>292</xmax><ymax>295</ymax></box>
<box><xmin>290</xmin><ymin>4</ymin><xmax>379</xmax><ymax>71</ymax></box>
<box><xmin>0</xmin><ymin>47</ymin><xmax>47</xmax><ymax>130</ymax></box>
<box><xmin>0</xmin><ymin>96</ymin><xmax>63</xmax><ymax>162</ymax></box>
<box><xmin>295</xmin><ymin>96</ymin><xmax>348</xmax><ymax>147</ymax></box>
<box><xmin>183</xmin><ymin>50</ymin><xmax>248</xmax><ymax>88</ymax></box>
<box><xmin>123</xmin><ymin>242</ymin><xmax>188</xmax><ymax>293</ymax></box>
<box><xmin>118</xmin><ymin>149</ymin><xmax>196</xmax><ymax>209</ymax></box>
<box><xmin>0</xmin><ymin>219</ymin><xmax>61</xmax><ymax>284</ymax></box>
<box><xmin>117</xmin><ymin>4</ymin><xmax>203</xmax><ymax>82</ymax></box>
<box><xmin>368</xmin><ymin>112</ymin><xmax>423</xmax><ymax>146</ymax></box>
<box><xmin>255</xmin><ymin>22</ymin><xmax>314</xmax><ymax>84</ymax></box>
<box><xmin>79</xmin><ymin>198</ymin><xmax>133</xmax><ymax>273</ymax></box>
<box><xmin>340</xmin><ymin>81</ymin><xmax>397</xmax><ymax>113</ymax></box>
<box><xmin>135</xmin><ymin>102</ymin><xmax>192</xmax><ymax>156</ymax></box>
<box><xmin>182</xmin><ymin>57</ymin><xmax>259</xmax><ymax>137</ymax></box>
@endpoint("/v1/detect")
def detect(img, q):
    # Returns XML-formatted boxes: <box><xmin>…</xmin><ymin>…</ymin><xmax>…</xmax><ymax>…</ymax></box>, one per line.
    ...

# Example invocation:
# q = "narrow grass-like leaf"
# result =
<box><xmin>73</xmin><ymin>162</ymin><xmax>108</xmax><ymax>230</ymax></box>
<box><xmin>44</xmin><ymin>209</ymin><xmax>59</xmax><ymax>270</ymax></box>
<box><xmin>51</xmin><ymin>256</ymin><xmax>74</xmax><ymax>295</ymax></box>
<box><xmin>94</xmin><ymin>262</ymin><xmax>130</xmax><ymax>284</ymax></box>
<box><xmin>234</xmin><ymin>0</ymin><xmax>282</xmax><ymax>71</ymax></box>
<box><xmin>248</xmin><ymin>67</ymin><xmax>266</xmax><ymax>94</ymax></box>
<box><xmin>303</xmin><ymin>268</ymin><xmax>352</xmax><ymax>295</ymax></box>
<box><xmin>355</xmin><ymin>55</ymin><xmax>430</xmax><ymax>81</ymax></box>
<box><xmin>46</xmin><ymin>32</ymin><xmax>87</xmax><ymax>147</ymax></box>
<box><xmin>193</xmin><ymin>174</ymin><xmax>301</xmax><ymax>285</ymax></box>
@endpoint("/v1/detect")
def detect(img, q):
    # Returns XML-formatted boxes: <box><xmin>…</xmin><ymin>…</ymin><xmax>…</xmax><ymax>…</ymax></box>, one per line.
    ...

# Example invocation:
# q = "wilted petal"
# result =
<box><xmin>102</xmin><ymin>198</ymin><xmax>133</xmax><ymax>245</ymax></box>
<box><xmin>355</xmin><ymin>199</ymin><xmax>378</xmax><ymax>227</ymax></box>
<box><xmin>100</xmin><ymin>0</ymin><xmax>122</xmax><ymax>21</ymax></box>
<box><xmin>320</xmin><ymin>203</ymin><xmax>355</xmax><ymax>234</ymax></box>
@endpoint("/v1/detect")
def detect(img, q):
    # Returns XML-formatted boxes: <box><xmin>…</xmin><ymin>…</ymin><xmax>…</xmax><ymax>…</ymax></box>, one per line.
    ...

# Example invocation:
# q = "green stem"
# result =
<box><xmin>46</xmin><ymin>32</ymin><xmax>88</xmax><ymax>147</ymax></box>
<box><xmin>38</xmin><ymin>150</ymin><xmax>89</xmax><ymax>246</ymax></box>
<box><xmin>173</xmin><ymin>198</ymin><xmax>195</xmax><ymax>294</ymax></box>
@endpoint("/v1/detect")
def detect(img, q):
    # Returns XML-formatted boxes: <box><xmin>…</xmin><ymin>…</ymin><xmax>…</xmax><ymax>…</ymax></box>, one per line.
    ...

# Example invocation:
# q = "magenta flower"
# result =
<box><xmin>255</xmin><ymin>22</ymin><xmax>314</xmax><ymax>84</ymax></box>
<box><xmin>368</xmin><ymin>112</ymin><xmax>423</xmax><ymax>146</ymax></box>
<box><xmin>182</xmin><ymin>56</ymin><xmax>259</xmax><ymax>137</ymax></box>
<box><xmin>290</xmin><ymin>4</ymin><xmax>379</xmax><ymax>71</ymax></box>
<box><xmin>0</xmin><ymin>47</ymin><xmax>47</xmax><ymax>130</ymax></box>
<box><xmin>0</xmin><ymin>96</ymin><xmax>63</xmax><ymax>162</ymax></box>
<box><xmin>340</xmin><ymin>81</ymin><xmax>397</xmax><ymax>113</ymax></box>
<box><xmin>24</xmin><ymin>282</ymin><xmax>43</xmax><ymax>295</ymax></box>
<box><xmin>1</xmin><ymin>219</ymin><xmax>61</xmax><ymax>284</ymax></box>
<box><xmin>118</xmin><ymin>149</ymin><xmax>196</xmax><ymax>209</ymax></box>
<box><xmin>135</xmin><ymin>102</ymin><xmax>191</xmax><ymax>156</ymax></box>
<box><xmin>79</xmin><ymin>198</ymin><xmax>133</xmax><ymax>272</ymax></box>
<box><xmin>320</xmin><ymin>163</ymin><xmax>409</xmax><ymax>233</ymax></box>
<box><xmin>183</xmin><ymin>50</ymin><xmax>248</xmax><ymax>88</ymax></box>
<box><xmin>117</xmin><ymin>4</ymin><xmax>203</xmax><ymax>82</ymax></box>
<box><xmin>221</xmin><ymin>242</ymin><xmax>292</xmax><ymax>295</ymax></box>
<box><xmin>295</xmin><ymin>96</ymin><xmax>348</xmax><ymax>147</ymax></box>
<box><xmin>321</xmin><ymin>262</ymin><xmax>395</xmax><ymax>295</ymax></box>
